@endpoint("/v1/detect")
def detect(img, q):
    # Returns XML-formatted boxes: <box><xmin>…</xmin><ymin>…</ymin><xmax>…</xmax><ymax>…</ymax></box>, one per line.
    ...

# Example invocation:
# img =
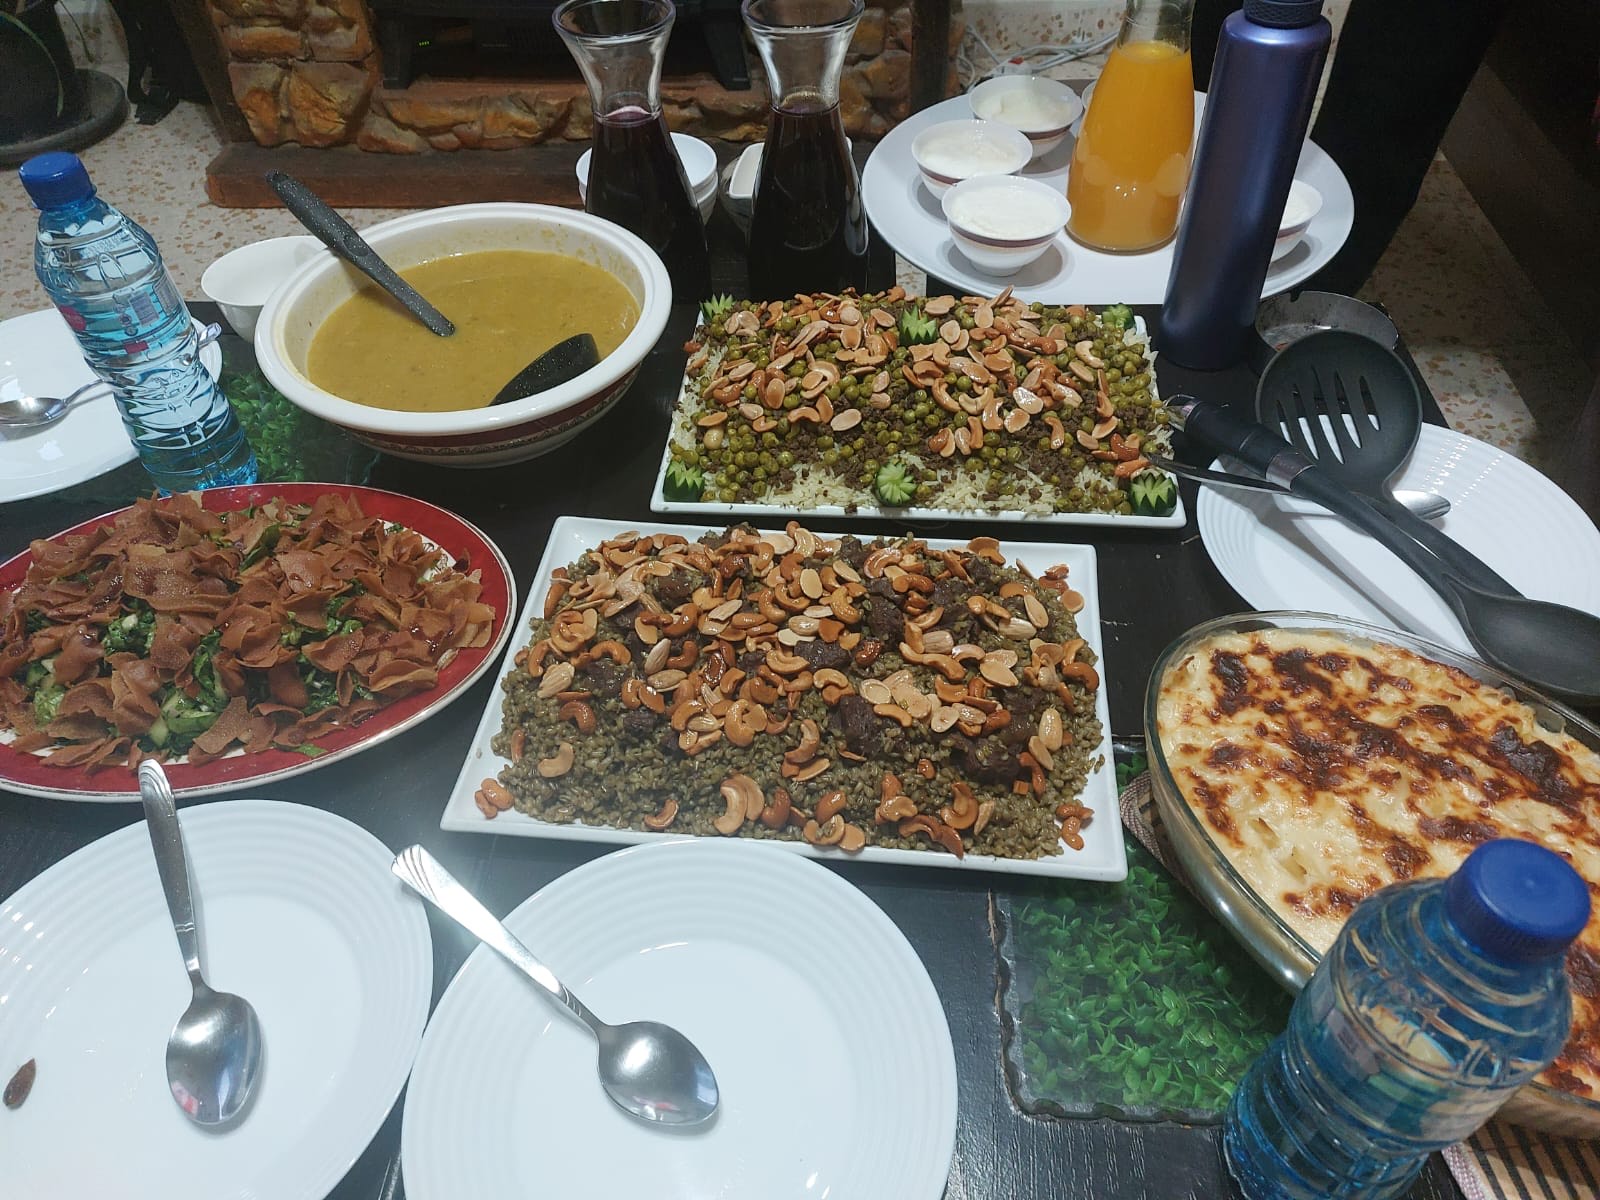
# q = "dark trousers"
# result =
<box><xmin>1191</xmin><ymin>0</ymin><xmax>1509</xmax><ymax>294</ymax></box>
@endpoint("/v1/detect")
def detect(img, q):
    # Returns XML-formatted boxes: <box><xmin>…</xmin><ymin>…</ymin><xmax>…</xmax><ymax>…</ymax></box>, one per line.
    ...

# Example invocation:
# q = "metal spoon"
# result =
<box><xmin>1146</xmin><ymin>453</ymin><xmax>1452</xmax><ymax>521</ymax></box>
<box><xmin>138</xmin><ymin>760</ymin><xmax>263</xmax><ymax>1127</ymax></box>
<box><xmin>1257</xmin><ymin>331</ymin><xmax>1517</xmax><ymax>595</ymax></box>
<box><xmin>1174</xmin><ymin>397</ymin><xmax>1600</xmax><ymax>704</ymax></box>
<box><xmin>0</xmin><ymin>323</ymin><xmax>222</xmax><ymax>430</ymax></box>
<box><xmin>392</xmin><ymin>845</ymin><xmax>719</xmax><ymax>1127</ymax></box>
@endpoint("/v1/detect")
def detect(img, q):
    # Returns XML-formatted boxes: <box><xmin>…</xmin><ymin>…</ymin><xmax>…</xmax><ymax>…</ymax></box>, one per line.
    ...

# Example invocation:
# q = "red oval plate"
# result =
<box><xmin>0</xmin><ymin>484</ymin><xmax>516</xmax><ymax>802</ymax></box>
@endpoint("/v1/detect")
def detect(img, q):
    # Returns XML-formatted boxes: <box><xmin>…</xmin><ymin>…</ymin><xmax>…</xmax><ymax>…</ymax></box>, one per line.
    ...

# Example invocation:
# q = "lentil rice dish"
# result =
<box><xmin>480</xmin><ymin>524</ymin><xmax>1103</xmax><ymax>860</ymax></box>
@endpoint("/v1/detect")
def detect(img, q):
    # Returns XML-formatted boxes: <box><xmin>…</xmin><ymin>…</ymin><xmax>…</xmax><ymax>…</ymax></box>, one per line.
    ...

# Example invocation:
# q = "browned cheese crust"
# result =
<box><xmin>1157</xmin><ymin>629</ymin><xmax>1600</xmax><ymax>1101</ymax></box>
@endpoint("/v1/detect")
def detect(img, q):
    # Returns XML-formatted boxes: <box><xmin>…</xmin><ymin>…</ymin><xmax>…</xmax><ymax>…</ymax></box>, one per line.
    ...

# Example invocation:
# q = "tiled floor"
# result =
<box><xmin>0</xmin><ymin>3</ymin><xmax>1590</xmax><ymax>487</ymax></box>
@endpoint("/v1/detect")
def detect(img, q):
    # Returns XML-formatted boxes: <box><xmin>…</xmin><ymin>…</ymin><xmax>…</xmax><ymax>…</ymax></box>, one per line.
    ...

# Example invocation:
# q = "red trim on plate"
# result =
<box><xmin>0</xmin><ymin>484</ymin><xmax>514</xmax><ymax>799</ymax></box>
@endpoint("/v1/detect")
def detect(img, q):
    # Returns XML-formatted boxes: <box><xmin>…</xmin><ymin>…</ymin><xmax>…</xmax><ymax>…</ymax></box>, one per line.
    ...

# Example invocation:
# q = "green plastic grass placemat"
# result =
<box><xmin>996</xmin><ymin>747</ymin><xmax>1291</xmax><ymax>1122</ymax></box>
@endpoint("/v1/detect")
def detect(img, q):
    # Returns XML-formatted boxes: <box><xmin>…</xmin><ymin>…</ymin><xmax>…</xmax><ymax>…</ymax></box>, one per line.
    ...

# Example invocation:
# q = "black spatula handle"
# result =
<box><xmin>266</xmin><ymin>171</ymin><xmax>455</xmax><ymax>338</ymax></box>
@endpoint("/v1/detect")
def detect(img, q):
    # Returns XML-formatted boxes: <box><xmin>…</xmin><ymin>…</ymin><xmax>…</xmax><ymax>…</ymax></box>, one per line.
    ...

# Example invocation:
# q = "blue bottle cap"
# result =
<box><xmin>18</xmin><ymin>152</ymin><xmax>95</xmax><ymax>208</ymax></box>
<box><xmin>1446</xmin><ymin>839</ymin><xmax>1591</xmax><ymax>963</ymax></box>
<box><xmin>1244</xmin><ymin>0</ymin><xmax>1325</xmax><ymax>29</ymax></box>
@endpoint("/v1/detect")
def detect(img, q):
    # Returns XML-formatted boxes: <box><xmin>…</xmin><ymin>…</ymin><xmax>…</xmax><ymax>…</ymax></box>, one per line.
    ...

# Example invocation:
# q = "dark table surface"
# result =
<box><xmin>0</xmin><ymin>213</ymin><xmax>1465</xmax><ymax>1199</ymax></box>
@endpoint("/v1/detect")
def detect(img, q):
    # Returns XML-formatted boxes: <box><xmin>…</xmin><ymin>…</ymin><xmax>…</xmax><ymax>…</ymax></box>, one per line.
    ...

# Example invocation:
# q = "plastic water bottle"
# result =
<box><xmin>1158</xmin><ymin>0</ymin><xmax>1331</xmax><ymax>369</ymax></box>
<box><xmin>1225</xmin><ymin>839</ymin><xmax>1589</xmax><ymax>1200</ymax></box>
<box><xmin>19</xmin><ymin>152</ymin><xmax>257</xmax><ymax>493</ymax></box>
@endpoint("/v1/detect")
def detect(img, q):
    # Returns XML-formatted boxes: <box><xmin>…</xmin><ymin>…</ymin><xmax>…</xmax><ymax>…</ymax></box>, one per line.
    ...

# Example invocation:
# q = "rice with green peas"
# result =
<box><xmin>484</xmin><ymin>524</ymin><xmax>1103</xmax><ymax>860</ymax></box>
<box><xmin>664</xmin><ymin>290</ymin><xmax>1171</xmax><ymax>516</ymax></box>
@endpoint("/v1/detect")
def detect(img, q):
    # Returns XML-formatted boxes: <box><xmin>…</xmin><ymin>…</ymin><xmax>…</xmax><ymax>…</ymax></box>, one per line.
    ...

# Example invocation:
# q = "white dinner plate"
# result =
<box><xmin>1197</xmin><ymin>424</ymin><xmax>1600</xmax><ymax>651</ymax></box>
<box><xmin>401</xmin><ymin>839</ymin><xmax>958</xmax><ymax>1200</ymax></box>
<box><xmin>0</xmin><ymin>800</ymin><xmax>433</xmax><ymax>1199</ymax></box>
<box><xmin>440</xmin><ymin>515</ymin><xmax>1126</xmax><ymax>882</ymax></box>
<box><xmin>861</xmin><ymin>92</ymin><xmax>1354</xmax><ymax>304</ymax></box>
<box><xmin>0</xmin><ymin>310</ymin><xmax>223</xmax><ymax>503</ymax></box>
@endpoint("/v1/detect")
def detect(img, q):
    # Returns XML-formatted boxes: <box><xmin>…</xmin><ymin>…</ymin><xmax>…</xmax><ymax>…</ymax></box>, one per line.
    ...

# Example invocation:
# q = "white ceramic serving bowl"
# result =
<box><xmin>200</xmin><ymin>235</ymin><xmax>323</xmax><ymax>341</ymax></box>
<box><xmin>577</xmin><ymin>132</ymin><xmax>718</xmax><ymax>223</ymax></box>
<box><xmin>910</xmin><ymin>119</ymin><xmax>1033</xmax><ymax>196</ymax></box>
<box><xmin>1271</xmin><ymin>179</ymin><xmax>1323</xmax><ymax>261</ymax></box>
<box><xmin>254</xmin><ymin>203</ymin><xmax>671</xmax><ymax>467</ymax></box>
<box><xmin>941</xmin><ymin>175</ymin><xmax>1071</xmax><ymax>276</ymax></box>
<box><xmin>967</xmin><ymin>75</ymin><xmax>1084</xmax><ymax>161</ymax></box>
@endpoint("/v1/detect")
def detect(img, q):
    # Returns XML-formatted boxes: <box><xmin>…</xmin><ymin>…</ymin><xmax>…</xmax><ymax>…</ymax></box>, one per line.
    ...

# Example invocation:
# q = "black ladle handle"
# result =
<box><xmin>265</xmin><ymin>171</ymin><xmax>455</xmax><ymax>338</ymax></box>
<box><xmin>1371</xmin><ymin>495</ymin><xmax>1517</xmax><ymax>596</ymax></box>
<box><xmin>1176</xmin><ymin>399</ymin><xmax>1477</xmax><ymax>629</ymax></box>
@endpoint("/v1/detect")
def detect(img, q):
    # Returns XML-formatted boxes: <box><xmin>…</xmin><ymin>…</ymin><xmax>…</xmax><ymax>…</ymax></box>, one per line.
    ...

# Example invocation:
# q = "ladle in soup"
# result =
<box><xmin>268</xmin><ymin>170</ymin><xmax>458</xmax><ymax>337</ymax></box>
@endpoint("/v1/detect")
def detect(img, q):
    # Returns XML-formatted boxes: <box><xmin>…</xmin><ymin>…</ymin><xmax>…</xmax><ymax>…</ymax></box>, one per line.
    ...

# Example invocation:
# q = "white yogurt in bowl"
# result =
<box><xmin>941</xmin><ymin>175</ymin><xmax>1071</xmax><ymax>276</ymax></box>
<box><xmin>910</xmin><ymin>119</ymin><xmax>1033</xmax><ymax>196</ymax></box>
<box><xmin>967</xmin><ymin>75</ymin><xmax>1084</xmax><ymax>161</ymax></box>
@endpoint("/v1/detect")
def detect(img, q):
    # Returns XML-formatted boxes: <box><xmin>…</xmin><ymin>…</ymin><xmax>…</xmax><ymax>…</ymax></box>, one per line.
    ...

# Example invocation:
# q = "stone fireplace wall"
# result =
<box><xmin>209</xmin><ymin>0</ymin><xmax>962</xmax><ymax>152</ymax></box>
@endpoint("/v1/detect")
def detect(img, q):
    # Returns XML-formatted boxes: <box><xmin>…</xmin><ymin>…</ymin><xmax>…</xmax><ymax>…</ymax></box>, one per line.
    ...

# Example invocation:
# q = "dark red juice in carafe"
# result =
<box><xmin>747</xmin><ymin>103</ymin><xmax>867</xmax><ymax>297</ymax></box>
<box><xmin>587</xmin><ymin>107</ymin><xmax>711</xmax><ymax>300</ymax></box>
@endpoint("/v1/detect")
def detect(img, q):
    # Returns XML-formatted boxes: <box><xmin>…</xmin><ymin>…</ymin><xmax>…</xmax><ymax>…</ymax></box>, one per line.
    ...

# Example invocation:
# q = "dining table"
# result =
<box><xmin>0</xmin><ymin>212</ymin><xmax>1469</xmax><ymax>1199</ymax></box>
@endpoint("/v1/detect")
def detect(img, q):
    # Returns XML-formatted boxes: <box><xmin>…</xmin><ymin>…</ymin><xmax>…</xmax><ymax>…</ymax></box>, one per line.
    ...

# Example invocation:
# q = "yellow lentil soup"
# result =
<box><xmin>306</xmin><ymin>249</ymin><xmax>639</xmax><ymax>412</ymax></box>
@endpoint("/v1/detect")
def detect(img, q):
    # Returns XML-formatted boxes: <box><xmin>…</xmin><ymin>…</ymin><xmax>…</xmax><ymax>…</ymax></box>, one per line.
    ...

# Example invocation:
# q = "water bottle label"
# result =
<box><xmin>57</xmin><ymin>304</ymin><xmax>86</xmax><ymax>333</ymax></box>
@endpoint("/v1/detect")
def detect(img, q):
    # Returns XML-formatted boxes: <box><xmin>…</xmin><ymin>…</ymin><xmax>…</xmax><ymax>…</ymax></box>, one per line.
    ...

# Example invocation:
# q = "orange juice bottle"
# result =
<box><xmin>1067</xmin><ymin>0</ymin><xmax>1195</xmax><ymax>252</ymax></box>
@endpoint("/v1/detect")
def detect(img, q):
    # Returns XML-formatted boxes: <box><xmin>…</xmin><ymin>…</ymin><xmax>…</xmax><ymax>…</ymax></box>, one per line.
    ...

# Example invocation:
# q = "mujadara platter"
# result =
<box><xmin>442</xmin><ymin>515</ymin><xmax>1125</xmax><ymax>881</ymax></box>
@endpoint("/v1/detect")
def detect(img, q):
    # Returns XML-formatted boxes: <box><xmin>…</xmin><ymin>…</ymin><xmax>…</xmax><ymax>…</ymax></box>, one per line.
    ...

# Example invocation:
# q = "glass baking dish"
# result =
<box><xmin>1142</xmin><ymin>610</ymin><xmax>1600</xmax><ymax>1139</ymax></box>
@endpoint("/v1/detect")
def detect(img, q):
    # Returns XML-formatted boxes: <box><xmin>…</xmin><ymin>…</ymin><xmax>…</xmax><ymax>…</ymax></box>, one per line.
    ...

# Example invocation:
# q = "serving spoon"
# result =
<box><xmin>0</xmin><ymin>323</ymin><xmax>222</xmax><ymax>430</ymax></box>
<box><xmin>1257</xmin><ymin>331</ymin><xmax>1517</xmax><ymax>595</ymax></box>
<box><xmin>267</xmin><ymin>171</ymin><xmax>456</xmax><ymax>337</ymax></box>
<box><xmin>138</xmin><ymin>760</ymin><xmax>264</xmax><ymax>1127</ymax></box>
<box><xmin>1174</xmin><ymin>397</ymin><xmax>1600</xmax><ymax>704</ymax></box>
<box><xmin>1146</xmin><ymin>453</ymin><xmax>1451</xmax><ymax>521</ymax></box>
<box><xmin>392</xmin><ymin>845</ymin><xmax>719</xmax><ymax>1127</ymax></box>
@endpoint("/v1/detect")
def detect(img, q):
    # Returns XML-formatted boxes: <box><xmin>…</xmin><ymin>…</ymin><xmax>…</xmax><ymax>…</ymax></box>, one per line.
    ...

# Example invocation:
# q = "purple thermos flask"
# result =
<box><xmin>1158</xmin><ymin>0</ymin><xmax>1331</xmax><ymax>369</ymax></box>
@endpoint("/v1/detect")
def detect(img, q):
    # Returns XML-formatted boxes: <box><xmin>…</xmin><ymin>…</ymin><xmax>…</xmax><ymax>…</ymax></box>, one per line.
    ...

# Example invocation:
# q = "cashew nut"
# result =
<box><xmin>804</xmin><ymin>814</ymin><xmax>846</xmax><ymax>846</ymax></box>
<box><xmin>537</xmin><ymin>742</ymin><xmax>575</xmax><ymax>778</ymax></box>
<box><xmin>759</xmin><ymin>786</ymin><xmax>792</xmax><ymax>829</ymax></box>
<box><xmin>643</xmin><ymin>798</ymin><xmax>679</xmax><ymax>830</ymax></box>
<box><xmin>815</xmin><ymin>791</ymin><xmax>848</xmax><ymax>823</ymax></box>
<box><xmin>480</xmin><ymin>778</ymin><xmax>513</xmax><ymax>811</ymax></box>
<box><xmin>713</xmin><ymin>783</ymin><xmax>747</xmax><ymax>835</ymax></box>
<box><xmin>720</xmin><ymin>773</ymin><xmax>764</xmax><ymax>828</ymax></box>
<box><xmin>783</xmin><ymin>718</ymin><xmax>822</xmax><ymax>764</ymax></box>
<box><xmin>941</xmin><ymin>782</ymin><xmax>979</xmax><ymax>830</ymax></box>
<box><xmin>558</xmin><ymin>700</ymin><xmax>597</xmax><ymax>734</ymax></box>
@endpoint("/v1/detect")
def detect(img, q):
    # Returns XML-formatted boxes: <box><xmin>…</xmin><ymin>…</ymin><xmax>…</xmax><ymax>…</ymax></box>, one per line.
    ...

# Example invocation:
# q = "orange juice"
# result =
<box><xmin>1067</xmin><ymin>40</ymin><xmax>1195</xmax><ymax>252</ymax></box>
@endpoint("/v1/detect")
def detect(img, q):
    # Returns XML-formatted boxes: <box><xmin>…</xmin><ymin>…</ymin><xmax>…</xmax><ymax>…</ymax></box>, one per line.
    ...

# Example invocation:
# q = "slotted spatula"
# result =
<box><xmin>1255</xmin><ymin>331</ymin><xmax>1517</xmax><ymax>596</ymax></box>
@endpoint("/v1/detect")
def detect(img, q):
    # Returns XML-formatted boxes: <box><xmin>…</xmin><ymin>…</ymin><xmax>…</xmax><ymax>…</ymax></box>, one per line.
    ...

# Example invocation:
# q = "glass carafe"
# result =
<box><xmin>743</xmin><ymin>0</ymin><xmax>868</xmax><ymax>296</ymax></box>
<box><xmin>1066</xmin><ymin>0</ymin><xmax>1195</xmax><ymax>253</ymax></box>
<box><xmin>555</xmin><ymin>0</ymin><xmax>711</xmax><ymax>299</ymax></box>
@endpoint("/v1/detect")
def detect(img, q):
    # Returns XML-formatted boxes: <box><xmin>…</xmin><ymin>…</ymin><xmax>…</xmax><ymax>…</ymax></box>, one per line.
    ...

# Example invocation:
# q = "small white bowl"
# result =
<box><xmin>1271</xmin><ymin>179</ymin><xmax>1323</xmax><ymax>261</ymax></box>
<box><xmin>200</xmin><ymin>235</ymin><xmax>323</xmax><ymax>341</ymax></box>
<box><xmin>967</xmin><ymin>75</ymin><xmax>1084</xmax><ymax>161</ymax></box>
<box><xmin>910</xmin><ymin>119</ymin><xmax>1032</xmax><ymax>197</ymax></box>
<box><xmin>577</xmin><ymin>132</ymin><xmax>717</xmax><ymax>223</ymax></box>
<box><xmin>941</xmin><ymin>175</ymin><xmax>1071</xmax><ymax>277</ymax></box>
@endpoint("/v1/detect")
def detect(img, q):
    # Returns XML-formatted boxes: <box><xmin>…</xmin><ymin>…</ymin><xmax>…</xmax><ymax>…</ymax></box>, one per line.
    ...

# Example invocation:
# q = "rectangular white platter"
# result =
<box><xmin>442</xmin><ymin>516</ymin><xmax>1127</xmax><ymax>882</ymax></box>
<box><xmin>649</xmin><ymin>314</ymin><xmax>1185</xmax><ymax>530</ymax></box>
